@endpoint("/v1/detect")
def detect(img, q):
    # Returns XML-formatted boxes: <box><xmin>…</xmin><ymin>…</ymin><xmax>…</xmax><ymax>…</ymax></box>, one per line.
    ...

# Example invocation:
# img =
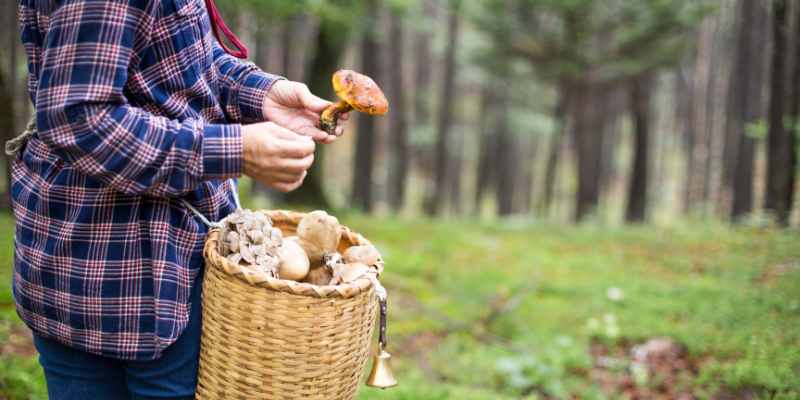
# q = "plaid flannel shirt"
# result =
<box><xmin>13</xmin><ymin>0</ymin><xmax>280</xmax><ymax>360</ymax></box>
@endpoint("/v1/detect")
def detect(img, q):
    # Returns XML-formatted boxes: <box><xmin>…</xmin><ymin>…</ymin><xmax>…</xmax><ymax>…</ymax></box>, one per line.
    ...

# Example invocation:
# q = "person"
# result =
<box><xmin>11</xmin><ymin>0</ymin><xmax>347</xmax><ymax>398</ymax></box>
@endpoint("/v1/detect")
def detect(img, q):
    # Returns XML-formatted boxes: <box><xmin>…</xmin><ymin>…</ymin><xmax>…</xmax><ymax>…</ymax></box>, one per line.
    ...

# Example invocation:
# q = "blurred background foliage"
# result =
<box><xmin>1</xmin><ymin>0</ymin><xmax>800</xmax><ymax>398</ymax></box>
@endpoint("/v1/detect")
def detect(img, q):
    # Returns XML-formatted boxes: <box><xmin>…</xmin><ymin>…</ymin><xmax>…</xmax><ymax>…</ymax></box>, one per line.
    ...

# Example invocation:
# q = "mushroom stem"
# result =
<box><xmin>320</xmin><ymin>100</ymin><xmax>353</xmax><ymax>136</ymax></box>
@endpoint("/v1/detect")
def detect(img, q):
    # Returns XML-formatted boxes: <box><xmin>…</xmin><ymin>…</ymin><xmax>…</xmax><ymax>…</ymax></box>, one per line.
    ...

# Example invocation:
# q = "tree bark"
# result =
<box><xmin>351</xmin><ymin>0</ymin><xmax>380</xmax><ymax>212</ymax></box>
<box><xmin>427</xmin><ymin>0</ymin><xmax>460</xmax><ymax>216</ymax></box>
<box><xmin>540</xmin><ymin>85</ymin><xmax>569</xmax><ymax>216</ymax></box>
<box><xmin>473</xmin><ymin>87</ymin><xmax>496</xmax><ymax>214</ymax></box>
<box><xmin>730</xmin><ymin>0</ymin><xmax>769</xmax><ymax>220</ymax></box>
<box><xmin>281</xmin><ymin>17</ymin><xmax>349</xmax><ymax>208</ymax></box>
<box><xmin>519</xmin><ymin>136</ymin><xmax>538</xmax><ymax>214</ymax></box>
<box><xmin>765</xmin><ymin>0</ymin><xmax>793</xmax><ymax>225</ymax></box>
<box><xmin>626</xmin><ymin>74</ymin><xmax>654</xmax><ymax>222</ymax></box>
<box><xmin>785</xmin><ymin>0</ymin><xmax>800</xmax><ymax>222</ymax></box>
<box><xmin>495</xmin><ymin>91</ymin><xmax>515</xmax><ymax>216</ymax></box>
<box><xmin>3</xmin><ymin>2</ymin><xmax>18</xmax><ymax>207</ymax></box>
<box><xmin>573</xmin><ymin>81</ymin><xmax>605</xmax><ymax>222</ymax></box>
<box><xmin>280</xmin><ymin>17</ymin><xmax>293</xmax><ymax>78</ymax></box>
<box><xmin>387</xmin><ymin>9</ymin><xmax>409</xmax><ymax>212</ymax></box>
<box><xmin>413</xmin><ymin>0</ymin><xmax>436</xmax><ymax>128</ymax></box>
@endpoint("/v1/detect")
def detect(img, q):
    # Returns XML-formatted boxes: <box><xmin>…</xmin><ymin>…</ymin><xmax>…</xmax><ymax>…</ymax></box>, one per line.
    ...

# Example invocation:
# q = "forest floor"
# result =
<box><xmin>1</xmin><ymin>212</ymin><xmax>799</xmax><ymax>400</ymax></box>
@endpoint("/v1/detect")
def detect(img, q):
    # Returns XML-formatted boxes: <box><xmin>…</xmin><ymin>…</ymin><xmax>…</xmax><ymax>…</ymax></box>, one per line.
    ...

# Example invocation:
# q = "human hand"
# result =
<box><xmin>263</xmin><ymin>80</ymin><xmax>350</xmax><ymax>144</ymax></box>
<box><xmin>241</xmin><ymin>122</ymin><xmax>316</xmax><ymax>192</ymax></box>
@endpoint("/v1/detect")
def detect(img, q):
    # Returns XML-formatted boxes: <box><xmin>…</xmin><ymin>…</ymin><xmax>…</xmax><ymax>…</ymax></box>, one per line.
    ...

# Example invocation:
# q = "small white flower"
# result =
<box><xmin>606</xmin><ymin>287</ymin><xmax>624</xmax><ymax>302</ymax></box>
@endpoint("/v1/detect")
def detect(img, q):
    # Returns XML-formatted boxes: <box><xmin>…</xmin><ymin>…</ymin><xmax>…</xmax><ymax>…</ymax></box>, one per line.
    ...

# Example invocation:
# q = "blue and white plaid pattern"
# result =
<box><xmin>13</xmin><ymin>0</ymin><xmax>280</xmax><ymax>360</ymax></box>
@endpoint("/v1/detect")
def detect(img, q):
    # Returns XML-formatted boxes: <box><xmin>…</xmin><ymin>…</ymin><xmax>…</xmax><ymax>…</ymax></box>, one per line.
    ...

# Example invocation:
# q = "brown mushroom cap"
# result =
<box><xmin>331</xmin><ymin>70</ymin><xmax>389</xmax><ymax>115</ymax></box>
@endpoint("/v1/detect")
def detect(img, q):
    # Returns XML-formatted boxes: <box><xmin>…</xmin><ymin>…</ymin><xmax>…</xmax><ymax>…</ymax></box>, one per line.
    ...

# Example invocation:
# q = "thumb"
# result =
<box><xmin>300</xmin><ymin>84</ymin><xmax>332</xmax><ymax>113</ymax></box>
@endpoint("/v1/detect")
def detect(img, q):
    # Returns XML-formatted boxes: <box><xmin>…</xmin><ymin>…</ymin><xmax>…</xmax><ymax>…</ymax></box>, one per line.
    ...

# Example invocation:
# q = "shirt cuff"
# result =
<box><xmin>201</xmin><ymin>122</ymin><xmax>243</xmax><ymax>180</ymax></box>
<box><xmin>235</xmin><ymin>71</ymin><xmax>284</xmax><ymax>123</ymax></box>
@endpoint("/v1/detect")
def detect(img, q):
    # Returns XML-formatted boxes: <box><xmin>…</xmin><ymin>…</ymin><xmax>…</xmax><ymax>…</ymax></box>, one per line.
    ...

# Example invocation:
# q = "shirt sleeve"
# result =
<box><xmin>34</xmin><ymin>0</ymin><xmax>242</xmax><ymax>198</ymax></box>
<box><xmin>212</xmin><ymin>42</ymin><xmax>284</xmax><ymax>124</ymax></box>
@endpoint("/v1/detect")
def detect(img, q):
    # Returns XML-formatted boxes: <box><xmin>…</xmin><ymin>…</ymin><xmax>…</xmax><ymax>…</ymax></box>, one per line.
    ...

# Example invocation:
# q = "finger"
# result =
<box><xmin>273</xmin><ymin>172</ymin><xmax>307</xmax><ymax>193</ymax></box>
<box><xmin>321</xmin><ymin>134</ymin><xmax>337</xmax><ymax>144</ymax></box>
<box><xmin>269</xmin><ymin>171</ymin><xmax>305</xmax><ymax>183</ymax></box>
<box><xmin>338</xmin><ymin>112</ymin><xmax>350</xmax><ymax>121</ymax></box>
<box><xmin>296</xmin><ymin>124</ymin><xmax>330</xmax><ymax>142</ymax></box>
<box><xmin>334</xmin><ymin>125</ymin><xmax>345</xmax><ymax>136</ymax></box>
<box><xmin>279</xmin><ymin>153</ymin><xmax>315</xmax><ymax>174</ymax></box>
<box><xmin>300</xmin><ymin>84</ymin><xmax>332</xmax><ymax>113</ymax></box>
<box><xmin>267</xmin><ymin>122</ymin><xmax>305</xmax><ymax>141</ymax></box>
<box><xmin>277</xmin><ymin>136</ymin><xmax>315</xmax><ymax>158</ymax></box>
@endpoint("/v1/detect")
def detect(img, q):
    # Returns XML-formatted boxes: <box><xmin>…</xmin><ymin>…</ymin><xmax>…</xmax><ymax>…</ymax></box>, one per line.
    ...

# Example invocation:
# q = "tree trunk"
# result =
<box><xmin>3</xmin><ymin>2</ymin><xmax>18</xmax><ymax>206</ymax></box>
<box><xmin>413</xmin><ymin>0</ymin><xmax>436</xmax><ymax>128</ymax></box>
<box><xmin>250</xmin><ymin>21</ymin><xmax>271</xmax><ymax>197</ymax></box>
<box><xmin>519</xmin><ymin>136</ymin><xmax>538</xmax><ymax>214</ymax></box>
<box><xmin>387</xmin><ymin>9</ymin><xmax>409</xmax><ymax>212</ymax></box>
<box><xmin>495</xmin><ymin>91</ymin><xmax>515</xmax><ymax>216</ymax></box>
<box><xmin>427</xmin><ymin>0</ymin><xmax>460</xmax><ymax>216</ymax></box>
<box><xmin>351</xmin><ymin>0</ymin><xmax>380</xmax><ymax>212</ymax></box>
<box><xmin>448</xmin><ymin>129</ymin><xmax>463</xmax><ymax>214</ymax></box>
<box><xmin>280</xmin><ymin>17</ymin><xmax>293</xmax><ymax>78</ymax></box>
<box><xmin>540</xmin><ymin>85</ymin><xmax>569</xmax><ymax>216</ymax></box>
<box><xmin>281</xmin><ymin>17</ymin><xmax>349</xmax><ymax>208</ymax></box>
<box><xmin>626</xmin><ymin>74</ymin><xmax>654</xmax><ymax>222</ymax></box>
<box><xmin>765</xmin><ymin>0</ymin><xmax>793</xmax><ymax>225</ymax></box>
<box><xmin>412</xmin><ymin>0</ymin><xmax>437</xmax><ymax>195</ymax></box>
<box><xmin>785</xmin><ymin>0</ymin><xmax>800</xmax><ymax>222</ymax></box>
<box><xmin>573</xmin><ymin>81</ymin><xmax>604</xmax><ymax>222</ymax></box>
<box><xmin>473</xmin><ymin>86</ymin><xmax>496</xmax><ymax>214</ymax></box>
<box><xmin>730</xmin><ymin>0</ymin><xmax>769</xmax><ymax>220</ymax></box>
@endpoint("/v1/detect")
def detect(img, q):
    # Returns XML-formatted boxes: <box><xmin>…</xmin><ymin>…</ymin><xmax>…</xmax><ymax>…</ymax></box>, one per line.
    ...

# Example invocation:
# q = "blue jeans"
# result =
<box><xmin>33</xmin><ymin>272</ymin><xmax>203</xmax><ymax>400</ymax></box>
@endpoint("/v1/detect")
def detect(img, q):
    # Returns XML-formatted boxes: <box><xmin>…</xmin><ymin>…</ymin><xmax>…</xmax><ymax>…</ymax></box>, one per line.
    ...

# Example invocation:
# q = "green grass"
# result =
<box><xmin>1</xmin><ymin>211</ymin><xmax>799</xmax><ymax>399</ymax></box>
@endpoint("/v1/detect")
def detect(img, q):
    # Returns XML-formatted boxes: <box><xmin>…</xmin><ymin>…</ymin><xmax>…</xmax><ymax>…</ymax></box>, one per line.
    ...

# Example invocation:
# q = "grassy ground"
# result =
<box><xmin>1</xmin><ymin>211</ymin><xmax>799</xmax><ymax>399</ymax></box>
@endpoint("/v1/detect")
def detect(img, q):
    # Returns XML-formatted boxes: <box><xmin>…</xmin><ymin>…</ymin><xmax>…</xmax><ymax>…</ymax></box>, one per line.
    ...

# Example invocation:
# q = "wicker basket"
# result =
<box><xmin>196</xmin><ymin>210</ymin><xmax>383</xmax><ymax>400</ymax></box>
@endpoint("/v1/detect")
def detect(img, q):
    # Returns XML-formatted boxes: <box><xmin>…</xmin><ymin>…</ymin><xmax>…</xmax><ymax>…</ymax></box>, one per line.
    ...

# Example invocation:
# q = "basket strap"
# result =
<box><xmin>6</xmin><ymin>116</ymin><xmax>36</xmax><ymax>157</ymax></box>
<box><xmin>180</xmin><ymin>179</ymin><xmax>241</xmax><ymax>229</ymax></box>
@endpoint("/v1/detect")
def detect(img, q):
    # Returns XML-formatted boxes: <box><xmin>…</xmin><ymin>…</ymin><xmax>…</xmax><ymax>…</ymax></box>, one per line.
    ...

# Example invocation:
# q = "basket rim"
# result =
<box><xmin>203</xmin><ymin>209</ymin><xmax>383</xmax><ymax>299</ymax></box>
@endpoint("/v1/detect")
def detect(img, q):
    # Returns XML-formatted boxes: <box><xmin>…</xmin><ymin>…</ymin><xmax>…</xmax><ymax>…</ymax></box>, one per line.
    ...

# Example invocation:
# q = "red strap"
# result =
<box><xmin>204</xmin><ymin>0</ymin><xmax>249</xmax><ymax>59</ymax></box>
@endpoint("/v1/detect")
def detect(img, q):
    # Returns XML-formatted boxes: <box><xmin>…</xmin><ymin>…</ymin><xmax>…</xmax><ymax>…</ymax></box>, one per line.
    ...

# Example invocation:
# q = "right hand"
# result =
<box><xmin>241</xmin><ymin>122</ymin><xmax>315</xmax><ymax>192</ymax></box>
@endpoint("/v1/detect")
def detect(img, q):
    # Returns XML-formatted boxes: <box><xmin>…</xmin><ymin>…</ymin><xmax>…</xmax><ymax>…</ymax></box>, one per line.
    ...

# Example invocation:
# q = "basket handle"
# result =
<box><xmin>180</xmin><ymin>180</ymin><xmax>241</xmax><ymax>228</ymax></box>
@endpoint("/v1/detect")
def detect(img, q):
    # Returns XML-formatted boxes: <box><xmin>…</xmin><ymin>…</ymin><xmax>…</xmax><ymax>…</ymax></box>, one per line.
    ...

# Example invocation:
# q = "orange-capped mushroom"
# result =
<box><xmin>320</xmin><ymin>69</ymin><xmax>389</xmax><ymax>136</ymax></box>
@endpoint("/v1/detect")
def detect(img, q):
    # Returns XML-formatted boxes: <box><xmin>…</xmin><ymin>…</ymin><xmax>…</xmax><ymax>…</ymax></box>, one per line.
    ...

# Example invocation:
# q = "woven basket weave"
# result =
<box><xmin>196</xmin><ymin>210</ymin><xmax>382</xmax><ymax>400</ymax></box>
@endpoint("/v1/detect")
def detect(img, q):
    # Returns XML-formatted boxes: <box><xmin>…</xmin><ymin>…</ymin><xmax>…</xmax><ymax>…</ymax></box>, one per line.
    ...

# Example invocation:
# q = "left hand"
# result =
<box><xmin>263</xmin><ymin>80</ymin><xmax>350</xmax><ymax>144</ymax></box>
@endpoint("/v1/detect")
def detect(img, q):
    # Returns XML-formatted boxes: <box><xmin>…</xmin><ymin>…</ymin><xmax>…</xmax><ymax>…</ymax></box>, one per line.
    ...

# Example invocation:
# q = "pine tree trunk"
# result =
<box><xmin>413</xmin><ymin>0</ymin><xmax>437</xmax><ymax>194</ymax></box>
<box><xmin>281</xmin><ymin>18</ymin><xmax>349</xmax><ymax>208</ymax></box>
<box><xmin>413</xmin><ymin>0</ymin><xmax>436</xmax><ymax>128</ymax></box>
<box><xmin>280</xmin><ymin>17</ymin><xmax>293</xmax><ymax>78</ymax></box>
<box><xmin>540</xmin><ymin>85</ymin><xmax>569</xmax><ymax>216</ymax></box>
<box><xmin>427</xmin><ymin>0</ymin><xmax>460</xmax><ymax>216</ymax></box>
<box><xmin>765</xmin><ymin>0</ymin><xmax>793</xmax><ymax>225</ymax></box>
<box><xmin>495</xmin><ymin>92</ymin><xmax>515</xmax><ymax>216</ymax></box>
<box><xmin>387</xmin><ymin>10</ymin><xmax>409</xmax><ymax>212</ymax></box>
<box><xmin>251</xmin><ymin>22</ymin><xmax>271</xmax><ymax>197</ymax></box>
<box><xmin>473</xmin><ymin>87</ymin><xmax>496</xmax><ymax>214</ymax></box>
<box><xmin>448</xmin><ymin>130</ymin><xmax>463</xmax><ymax>214</ymax></box>
<box><xmin>626</xmin><ymin>74</ymin><xmax>654</xmax><ymax>223</ymax></box>
<box><xmin>351</xmin><ymin>0</ymin><xmax>380</xmax><ymax>212</ymax></box>
<box><xmin>573</xmin><ymin>81</ymin><xmax>604</xmax><ymax>222</ymax></box>
<box><xmin>730</xmin><ymin>0</ymin><xmax>769</xmax><ymax>220</ymax></box>
<box><xmin>786</xmin><ymin>0</ymin><xmax>800</xmax><ymax>222</ymax></box>
<box><xmin>519</xmin><ymin>136</ymin><xmax>538</xmax><ymax>214</ymax></box>
<box><xmin>3</xmin><ymin>2</ymin><xmax>18</xmax><ymax>207</ymax></box>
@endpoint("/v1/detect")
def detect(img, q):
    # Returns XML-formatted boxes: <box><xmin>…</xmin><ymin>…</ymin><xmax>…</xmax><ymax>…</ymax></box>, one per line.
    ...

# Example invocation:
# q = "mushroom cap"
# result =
<box><xmin>331</xmin><ymin>69</ymin><xmax>389</xmax><ymax>115</ymax></box>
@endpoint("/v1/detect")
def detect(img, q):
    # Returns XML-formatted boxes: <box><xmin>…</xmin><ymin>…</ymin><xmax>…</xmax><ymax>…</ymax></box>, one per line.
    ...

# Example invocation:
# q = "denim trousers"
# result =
<box><xmin>32</xmin><ymin>272</ymin><xmax>203</xmax><ymax>400</ymax></box>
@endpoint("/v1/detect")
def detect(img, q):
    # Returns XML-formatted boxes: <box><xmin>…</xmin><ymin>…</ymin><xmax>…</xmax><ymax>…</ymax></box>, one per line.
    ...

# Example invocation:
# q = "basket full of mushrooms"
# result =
<box><xmin>196</xmin><ymin>209</ymin><xmax>385</xmax><ymax>400</ymax></box>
